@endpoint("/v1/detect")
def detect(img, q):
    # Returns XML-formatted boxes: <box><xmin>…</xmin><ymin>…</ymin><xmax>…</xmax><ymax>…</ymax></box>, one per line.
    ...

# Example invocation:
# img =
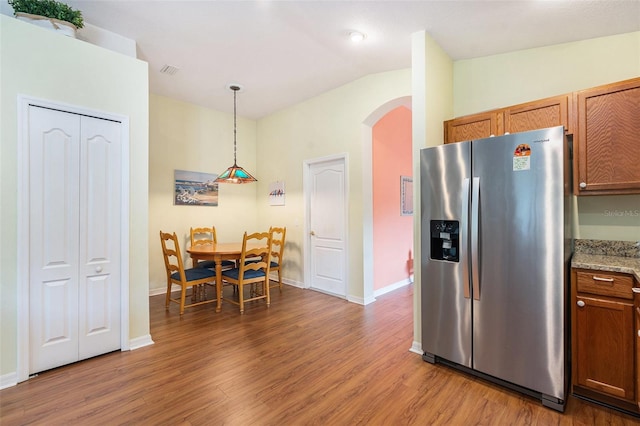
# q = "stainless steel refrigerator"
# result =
<box><xmin>420</xmin><ymin>126</ymin><xmax>572</xmax><ymax>412</ymax></box>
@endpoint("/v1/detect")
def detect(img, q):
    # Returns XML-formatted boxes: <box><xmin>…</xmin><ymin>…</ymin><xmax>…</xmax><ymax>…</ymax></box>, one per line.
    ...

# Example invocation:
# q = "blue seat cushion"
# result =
<box><xmin>171</xmin><ymin>267</ymin><xmax>216</xmax><ymax>282</ymax></box>
<box><xmin>222</xmin><ymin>268</ymin><xmax>266</xmax><ymax>280</ymax></box>
<box><xmin>196</xmin><ymin>260</ymin><xmax>235</xmax><ymax>269</ymax></box>
<box><xmin>245</xmin><ymin>259</ymin><xmax>279</xmax><ymax>268</ymax></box>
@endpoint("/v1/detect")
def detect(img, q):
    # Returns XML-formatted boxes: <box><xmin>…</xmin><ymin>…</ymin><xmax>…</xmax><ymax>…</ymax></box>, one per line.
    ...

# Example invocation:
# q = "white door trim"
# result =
<box><xmin>16</xmin><ymin>95</ymin><xmax>130</xmax><ymax>382</ymax></box>
<box><xmin>303</xmin><ymin>153</ymin><xmax>349</xmax><ymax>297</ymax></box>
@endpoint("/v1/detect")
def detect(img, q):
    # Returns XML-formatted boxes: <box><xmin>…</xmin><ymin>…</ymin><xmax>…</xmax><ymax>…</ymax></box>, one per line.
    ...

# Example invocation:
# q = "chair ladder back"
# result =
<box><xmin>269</xmin><ymin>226</ymin><xmax>286</xmax><ymax>264</ymax></box>
<box><xmin>190</xmin><ymin>226</ymin><xmax>218</xmax><ymax>247</ymax></box>
<box><xmin>268</xmin><ymin>226</ymin><xmax>286</xmax><ymax>291</ymax></box>
<box><xmin>160</xmin><ymin>230</ymin><xmax>217</xmax><ymax>315</ymax></box>
<box><xmin>240</xmin><ymin>231</ymin><xmax>272</xmax><ymax>275</ymax></box>
<box><xmin>220</xmin><ymin>231</ymin><xmax>273</xmax><ymax>314</ymax></box>
<box><xmin>160</xmin><ymin>231</ymin><xmax>188</xmax><ymax>284</ymax></box>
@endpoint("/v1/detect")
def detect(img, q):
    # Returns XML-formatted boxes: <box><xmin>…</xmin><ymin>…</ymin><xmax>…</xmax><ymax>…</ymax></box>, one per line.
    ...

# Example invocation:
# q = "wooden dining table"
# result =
<box><xmin>187</xmin><ymin>241</ymin><xmax>261</xmax><ymax>312</ymax></box>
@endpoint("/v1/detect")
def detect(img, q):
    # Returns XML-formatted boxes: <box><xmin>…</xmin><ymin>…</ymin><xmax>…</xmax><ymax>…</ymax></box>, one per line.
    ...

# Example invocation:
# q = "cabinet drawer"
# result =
<box><xmin>576</xmin><ymin>270</ymin><xmax>634</xmax><ymax>299</ymax></box>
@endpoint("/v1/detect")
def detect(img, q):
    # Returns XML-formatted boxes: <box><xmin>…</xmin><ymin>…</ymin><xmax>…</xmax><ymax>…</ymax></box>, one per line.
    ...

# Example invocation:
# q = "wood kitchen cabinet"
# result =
<box><xmin>572</xmin><ymin>268</ymin><xmax>638</xmax><ymax>413</ymax></box>
<box><xmin>635</xmin><ymin>287</ymin><xmax>640</xmax><ymax>411</ymax></box>
<box><xmin>444</xmin><ymin>95</ymin><xmax>571</xmax><ymax>144</ymax></box>
<box><xmin>444</xmin><ymin>78</ymin><xmax>640</xmax><ymax>195</ymax></box>
<box><xmin>503</xmin><ymin>94</ymin><xmax>571</xmax><ymax>135</ymax></box>
<box><xmin>574</xmin><ymin>77</ymin><xmax>640</xmax><ymax>195</ymax></box>
<box><xmin>444</xmin><ymin>111</ymin><xmax>502</xmax><ymax>144</ymax></box>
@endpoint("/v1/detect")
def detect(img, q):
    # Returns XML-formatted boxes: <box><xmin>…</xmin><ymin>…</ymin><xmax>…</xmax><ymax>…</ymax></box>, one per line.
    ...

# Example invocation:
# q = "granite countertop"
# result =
<box><xmin>572</xmin><ymin>239</ymin><xmax>640</xmax><ymax>282</ymax></box>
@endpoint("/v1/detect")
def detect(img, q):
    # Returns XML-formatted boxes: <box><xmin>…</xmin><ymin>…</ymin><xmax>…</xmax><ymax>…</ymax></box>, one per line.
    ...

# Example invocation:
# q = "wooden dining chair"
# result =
<box><xmin>160</xmin><ymin>231</ymin><xmax>217</xmax><ymax>315</ymax></box>
<box><xmin>268</xmin><ymin>226</ymin><xmax>286</xmax><ymax>292</ymax></box>
<box><xmin>190</xmin><ymin>226</ymin><xmax>235</xmax><ymax>269</ymax></box>
<box><xmin>221</xmin><ymin>231</ymin><xmax>272</xmax><ymax>314</ymax></box>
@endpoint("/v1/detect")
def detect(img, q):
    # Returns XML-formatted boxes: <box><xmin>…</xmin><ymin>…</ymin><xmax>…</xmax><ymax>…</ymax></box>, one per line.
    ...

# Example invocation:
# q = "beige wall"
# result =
<box><xmin>148</xmin><ymin>94</ymin><xmax>258</xmax><ymax>293</ymax></box>
<box><xmin>0</xmin><ymin>16</ymin><xmax>149</xmax><ymax>380</ymax></box>
<box><xmin>453</xmin><ymin>32</ymin><xmax>640</xmax><ymax>117</ymax></box>
<box><xmin>255</xmin><ymin>69</ymin><xmax>412</xmax><ymax>301</ymax></box>
<box><xmin>411</xmin><ymin>31</ymin><xmax>455</xmax><ymax>352</ymax></box>
<box><xmin>452</xmin><ymin>31</ymin><xmax>640</xmax><ymax>241</ymax></box>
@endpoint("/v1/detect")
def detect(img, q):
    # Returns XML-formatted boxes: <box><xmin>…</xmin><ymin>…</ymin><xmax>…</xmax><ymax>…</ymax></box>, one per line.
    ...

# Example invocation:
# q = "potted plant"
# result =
<box><xmin>8</xmin><ymin>0</ymin><xmax>84</xmax><ymax>38</ymax></box>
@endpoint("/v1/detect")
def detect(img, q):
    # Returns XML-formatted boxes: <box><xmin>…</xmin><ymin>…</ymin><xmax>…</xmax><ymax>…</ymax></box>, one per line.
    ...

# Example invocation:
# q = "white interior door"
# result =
<box><xmin>29</xmin><ymin>107</ymin><xmax>81</xmax><ymax>372</ymax></box>
<box><xmin>306</xmin><ymin>156</ymin><xmax>347</xmax><ymax>297</ymax></box>
<box><xmin>78</xmin><ymin>116</ymin><xmax>122</xmax><ymax>360</ymax></box>
<box><xmin>28</xmin><ymin>106</ymin><xmax>122</xmax><ymax>374</ymax></box>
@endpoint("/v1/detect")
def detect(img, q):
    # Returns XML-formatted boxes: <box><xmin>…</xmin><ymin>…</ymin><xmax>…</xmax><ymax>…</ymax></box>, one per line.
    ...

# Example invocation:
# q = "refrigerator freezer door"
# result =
<box><xmin>420</xmin><ymin>142</ymin><xmax>472</xmax><ymax>367</ymax></box>
<box><xmin>471</xmin><ymin>126</ymin><xmax>566</xmax><ymax>400</ymax></box>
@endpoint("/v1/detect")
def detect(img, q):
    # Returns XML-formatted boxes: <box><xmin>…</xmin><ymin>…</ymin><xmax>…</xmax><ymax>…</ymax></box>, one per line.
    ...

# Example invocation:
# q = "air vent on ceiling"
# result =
<box><xmin>159</xmin><ymin>64</ymin><xmax>180</xmax><ymax>75</ymax></box>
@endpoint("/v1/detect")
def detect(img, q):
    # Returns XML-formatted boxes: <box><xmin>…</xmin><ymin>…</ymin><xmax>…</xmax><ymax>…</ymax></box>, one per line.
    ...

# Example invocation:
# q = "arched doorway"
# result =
<box><xmin>362</xmin><ymin>96</ymin><xmax>412</xmax><ymax>304</ymax></box>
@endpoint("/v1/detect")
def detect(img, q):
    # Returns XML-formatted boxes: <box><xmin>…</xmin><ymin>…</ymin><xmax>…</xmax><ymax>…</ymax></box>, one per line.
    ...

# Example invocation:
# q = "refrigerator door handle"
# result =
<box><xmin>461</xmin><ymin>178</ymin><xmax>471</xmax><ymax>299</ymax></box>
<box><xmin>471</xmin><ymin>177</ymin><xmax>480</xmax><ymax>301</ymax></box>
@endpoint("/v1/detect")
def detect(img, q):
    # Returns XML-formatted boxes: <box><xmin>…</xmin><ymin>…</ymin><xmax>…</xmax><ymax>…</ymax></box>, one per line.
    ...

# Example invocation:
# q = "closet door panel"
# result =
<box><xmin>29</xmin><ymin>107</ymin><xmax>81</xmax><ymax>372</ymax></box>
<box><xmin>78</xmin><ymin>116</ymin><xmax>122</xmax><ymax>359</ymax></box>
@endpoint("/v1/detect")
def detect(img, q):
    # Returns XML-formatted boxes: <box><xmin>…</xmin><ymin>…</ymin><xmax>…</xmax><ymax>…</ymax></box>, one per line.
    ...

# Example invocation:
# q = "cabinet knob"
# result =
<box><xmin>577</xmin><ymin>300</ymin><xmax>585</xmax><ymax>307</ymax></box>
<box><xmin>96</xmin><ymin>266</ymin><xmax>103</xmax><ymax>273</ymax></box>
<box><xmin>579</xmin><ymin>182</ymin><xmax>587</xmax><ymax>189</ymax></box>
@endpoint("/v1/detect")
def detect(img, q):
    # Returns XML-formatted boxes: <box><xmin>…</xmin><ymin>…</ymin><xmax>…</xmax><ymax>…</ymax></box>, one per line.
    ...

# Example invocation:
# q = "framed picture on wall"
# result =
<box><xmin>174</xmin><ymin>169</ymin><xmax>219</xmax><ymax>206</ymax></box>
<box><xmin>401</xmin><ymin>175</ymin><xmax>413</xmax><ymax>216</ymax></box>
<box><xmin>269</xmin><ymin>181</ymin><xmax>285</xmax><ymax>206</ymax></box>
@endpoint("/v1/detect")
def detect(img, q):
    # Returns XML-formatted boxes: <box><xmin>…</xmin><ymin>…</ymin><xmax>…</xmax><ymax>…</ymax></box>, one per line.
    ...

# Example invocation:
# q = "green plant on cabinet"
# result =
<box><xmin>9</xmin><ymin>0</ymin><xmax>84</xmax><ymax>28</ymax></box>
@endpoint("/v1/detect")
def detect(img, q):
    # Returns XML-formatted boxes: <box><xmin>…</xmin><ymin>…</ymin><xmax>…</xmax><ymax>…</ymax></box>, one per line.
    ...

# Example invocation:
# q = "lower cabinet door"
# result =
<box><xmin>634</xmin><ymin>288</ymin><xmax>640</xmax><ymax>410</ymax></box>
<box><xmin>575</xmin><ymin>295</ymin><xmax>635</xmax><ymax>401</ymax></box>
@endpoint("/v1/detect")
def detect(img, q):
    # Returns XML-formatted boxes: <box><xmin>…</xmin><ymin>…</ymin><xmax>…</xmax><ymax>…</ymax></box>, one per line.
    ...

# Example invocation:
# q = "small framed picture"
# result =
<box><xmin>401</xmin><ymin>176</ymin><xmax>413</xmax><ymax>216</ymax></box>
<box><xmin>269</xmin><ymin>181</ymin><xmax>285</xmax><ymax>206</ymax></box>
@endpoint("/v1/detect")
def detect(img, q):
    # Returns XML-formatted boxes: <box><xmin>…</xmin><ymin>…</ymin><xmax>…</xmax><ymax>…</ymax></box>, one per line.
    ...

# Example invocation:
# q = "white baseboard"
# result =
<box><xmin>409</xmin><ymin>340</ymin><xmax>423</xmax><ymax>355</ymax></box>
<box><xmin>149</xmin><ymin>277</ymin><xmax>305</xmax><ymax>297</ymax></box>
<box><xmin>363</xmin><ymin>294</ymin><xmax>376</xmax><ymax>305</ymax></box>
<box><xmin>0</xmin><ymin>371</ymin><xmax>18</xmax><ymax>389</ymax></box>
<box><xmin>347</xmin><ymin>295</ymin><xmax>365</xmax><ymax>305</ymax></box>
<box><xmin>149</xmin><ymin>286</ymin><xmax>166</xmax><ymax>297</ymax></box>
<box><xmin>129</xmin><ymin>334</ymin><xmax>154</xmax><ymax>350</ymax></box>
<box><xmin>374</xmin><ymin>277</ymin><xmax>413</xmax><ymax>298</ymax></box>
<box><xmin>149</xmin><ymin>278</ymin><xmax>413</xmax><ymax>308</ymax></box>
<box><xmin>280</xmin><ymin>276</ymin><xmax>304</xmax><ymax>288</ymax></box>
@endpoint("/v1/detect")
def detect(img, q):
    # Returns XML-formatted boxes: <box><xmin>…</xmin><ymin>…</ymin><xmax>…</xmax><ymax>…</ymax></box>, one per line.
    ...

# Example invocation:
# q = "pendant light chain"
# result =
<box><xmin>233</xmin><ymin>86</ymin><xmax>238</xmax><ymax>166</ymax></box>
<box><xmin>214</xmin><ymin>83</ymin><xmax>257</xmax><ymax>183</ymax></box>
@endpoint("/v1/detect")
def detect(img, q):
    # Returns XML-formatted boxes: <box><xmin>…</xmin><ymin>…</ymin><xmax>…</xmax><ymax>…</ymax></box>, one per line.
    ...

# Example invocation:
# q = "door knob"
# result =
<box><xmin>96</xmin><ymin>266</ymin><xmax>103</xmax><ymax>273</ymax></box>
<box><xmin>310</xmin><ymin>231</ymin><xmax>316</xmax><ymax>236</ymax></box>
<box><xmin>577</xmin><ymin>300</ymin><xmax>585</xmax><ymax>307</ymax></box>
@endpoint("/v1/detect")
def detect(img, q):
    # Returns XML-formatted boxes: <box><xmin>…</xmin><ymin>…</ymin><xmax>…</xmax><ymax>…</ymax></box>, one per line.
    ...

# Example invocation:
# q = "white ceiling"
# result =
<box><xmin>4</xmin><ymin>1</ymin><xmax>639</xmax><ymax>119</ymax></box>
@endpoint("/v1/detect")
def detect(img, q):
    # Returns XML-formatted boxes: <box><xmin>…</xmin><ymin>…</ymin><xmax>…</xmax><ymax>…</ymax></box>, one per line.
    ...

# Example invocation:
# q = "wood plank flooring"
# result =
<box><xmin>2</xmin><ymin>283</ymin><xmax>639</xmax><ymax>425</ymax></box>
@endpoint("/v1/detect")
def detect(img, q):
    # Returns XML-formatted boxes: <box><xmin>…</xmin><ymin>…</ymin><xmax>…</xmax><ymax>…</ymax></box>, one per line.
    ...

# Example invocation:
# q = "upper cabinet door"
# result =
<box><xmin>503</xmin><ymin>95</ymin><xmax>571</xmax><ymax>135</ymax></box>
<box><xmin>444</xmin><ymin>111</ymin><xmax>502</xmax><ymax>144</ymax></box>
<box><xmin>575</xmin><ymin>77</ymin><xmax>640</xmax><ymax>195</ymax></box>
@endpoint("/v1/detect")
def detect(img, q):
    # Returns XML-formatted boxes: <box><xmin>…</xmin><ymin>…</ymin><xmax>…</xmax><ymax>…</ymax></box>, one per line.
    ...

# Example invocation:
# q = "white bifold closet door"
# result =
<box><xmin>28</xmin><ymin>106</ymin><xmax>122</xmax><ymax>374</ymax></box>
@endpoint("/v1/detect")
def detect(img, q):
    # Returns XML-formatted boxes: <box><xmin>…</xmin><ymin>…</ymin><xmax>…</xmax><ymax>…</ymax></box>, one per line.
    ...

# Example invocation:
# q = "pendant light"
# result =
<box><xmin>214</xmin><ymin>84</ymin><xmax>257</xmax><ymax>184</ymax></box>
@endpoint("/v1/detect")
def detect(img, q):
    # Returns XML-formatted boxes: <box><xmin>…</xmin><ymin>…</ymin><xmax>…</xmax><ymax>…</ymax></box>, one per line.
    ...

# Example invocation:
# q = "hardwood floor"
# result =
<box><xmin>2</xmin><ymin>283</ymin><xmax>639</xmax><ymax>425</ymax></box>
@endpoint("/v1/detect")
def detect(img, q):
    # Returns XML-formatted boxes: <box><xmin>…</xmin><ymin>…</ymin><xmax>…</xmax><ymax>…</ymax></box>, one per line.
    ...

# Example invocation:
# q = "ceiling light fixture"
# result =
<box><xmin>214</xmin><ymin>84</ymin><xmax>257</xmax><ymax>184</ymax></box>
<box><xmin>349</xmin><ymin>31</ymin><xmax>366</xmax><ymax>42</ymax></box>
